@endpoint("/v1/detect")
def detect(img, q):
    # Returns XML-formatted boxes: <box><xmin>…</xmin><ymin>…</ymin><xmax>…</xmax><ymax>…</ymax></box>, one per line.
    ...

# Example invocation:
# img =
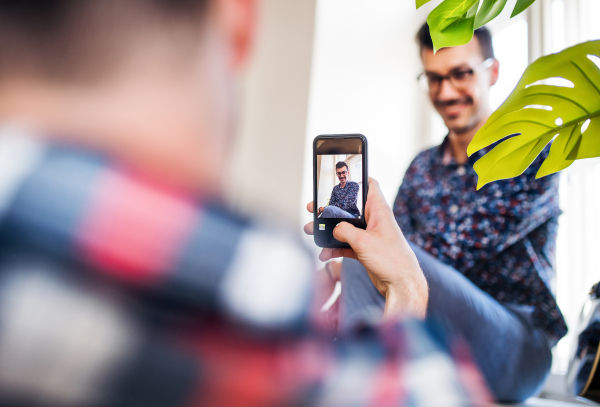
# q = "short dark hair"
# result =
<box><xmin>416</xmin><ymin>22</ymin><xmax>494</xmax><ymax>60</ymax></box>
<box><xmin>335</xmin><ymin>161</ymin><xmax>348</xmax><ymax>171</ymax></box>
<box><xmin>0</xmin><ymin>0</ymin><xmax>211</xmax><ymax>82</ymax></box>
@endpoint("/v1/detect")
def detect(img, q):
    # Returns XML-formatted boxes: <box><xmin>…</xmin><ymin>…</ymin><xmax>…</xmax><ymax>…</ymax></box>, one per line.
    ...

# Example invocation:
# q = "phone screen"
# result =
<box><xmin>313</xmin><ymin>134</ymin><xmax>367</xmax><ymax>248</ymax></box>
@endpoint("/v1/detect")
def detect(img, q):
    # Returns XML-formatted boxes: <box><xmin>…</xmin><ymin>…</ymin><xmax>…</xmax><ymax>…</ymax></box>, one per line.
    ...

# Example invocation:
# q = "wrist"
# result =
<box><xmin>383</xmin><ymin>276</ymin><xmax>428</xmax><ymax>321</ymax></box>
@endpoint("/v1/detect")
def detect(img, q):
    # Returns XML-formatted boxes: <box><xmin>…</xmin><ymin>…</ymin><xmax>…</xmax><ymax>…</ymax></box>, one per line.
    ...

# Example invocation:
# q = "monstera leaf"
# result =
<box><xmin>467</xmin><ymin>40</ymin><xmax>600</xmax><ymax>189</ymax></box>
<box><xmin>424</xmin><ymin>0</ymin><xmax>536</xmax><ymax>51</ymax></box>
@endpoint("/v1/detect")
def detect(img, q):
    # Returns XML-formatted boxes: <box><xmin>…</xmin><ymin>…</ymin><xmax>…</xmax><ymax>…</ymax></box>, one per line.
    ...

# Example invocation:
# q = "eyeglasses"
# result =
<box><xmin>417</xmin><ymin>58</ymin><xmax>495</xmax><ymax>93</ymax></box>
<box><xmin>336</xmin><ymin>170</ymin><xmax>348</xmax><ymax>176</ymax></box>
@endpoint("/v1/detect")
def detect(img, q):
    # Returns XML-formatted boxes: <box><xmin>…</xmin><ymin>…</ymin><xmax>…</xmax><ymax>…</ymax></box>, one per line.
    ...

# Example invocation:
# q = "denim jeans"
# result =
<box><xmin>321</xmin><ymin>205</ymin><xmax>357</xmax><ymax>219</ymax></box>
<box><xmin>339</xmin><ymin>242</ymin><xmax>553</xmax><ymax>403</ymax></box>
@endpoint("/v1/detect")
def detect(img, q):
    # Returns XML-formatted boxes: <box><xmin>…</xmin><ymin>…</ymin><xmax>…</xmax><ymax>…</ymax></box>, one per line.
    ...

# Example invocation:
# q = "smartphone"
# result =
<box><xmin>313</xmin><ymin>134</ymin><xmax>368</xmax><ymax>248</ymax></box>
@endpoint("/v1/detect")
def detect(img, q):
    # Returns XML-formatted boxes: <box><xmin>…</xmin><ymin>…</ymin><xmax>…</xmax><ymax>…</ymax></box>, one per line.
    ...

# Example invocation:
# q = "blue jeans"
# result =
<box><xmin>339</xmin><ymin>242</ymin><xmax>552</xmax><ymax>403</ymax></box>
<box><xmin>322</xmin><ymin>205</ymin><xmax>357</xmax><ymax>219</ymax></box>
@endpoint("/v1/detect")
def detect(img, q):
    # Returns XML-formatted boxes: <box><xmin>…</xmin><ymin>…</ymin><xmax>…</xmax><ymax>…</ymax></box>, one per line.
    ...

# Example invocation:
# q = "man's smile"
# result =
<box><xmin>443</xmin><ymin>103</ymin><xmax>468</xmax><ymax>117</ymax></box>
<box><xmin>435</xmin><ymin>97</ymin><xmax>473</xmax><ymax>119</ymax></box>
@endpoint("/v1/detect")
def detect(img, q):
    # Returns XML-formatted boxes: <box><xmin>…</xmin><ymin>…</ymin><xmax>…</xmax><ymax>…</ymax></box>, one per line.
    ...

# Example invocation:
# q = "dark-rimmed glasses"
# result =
<box><xmin>417</xmin><ymin>58</ymin><xmax>495</xmax><ymax>93</ymax></box>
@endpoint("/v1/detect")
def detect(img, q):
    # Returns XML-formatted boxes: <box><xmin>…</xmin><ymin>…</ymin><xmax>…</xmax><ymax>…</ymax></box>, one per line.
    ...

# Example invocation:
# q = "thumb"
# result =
<box><xmin>333</xmin><ymin>221</ymin><xmax>364</xmax><ymax>247</ymax></box>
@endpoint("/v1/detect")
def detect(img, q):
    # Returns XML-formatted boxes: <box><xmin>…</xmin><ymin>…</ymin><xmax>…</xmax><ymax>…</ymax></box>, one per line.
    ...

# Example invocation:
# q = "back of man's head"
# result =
<box><xmin>416</xmin><ymin>23</ymin><xmax>494</xmax><ymax>60</ymax></box>
<box><xmin>0</xmin><ymin>0</ymin><xmax>211</xmax><ymax>83</ymax></box>
<box><xmin>0</xmin><ymin>0</ymin><xmax>256</xmax><ymax>195</ymax></box>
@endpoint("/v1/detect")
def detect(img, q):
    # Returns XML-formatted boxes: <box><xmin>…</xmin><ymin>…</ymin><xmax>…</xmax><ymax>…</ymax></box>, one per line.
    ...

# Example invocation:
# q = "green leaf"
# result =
<box><xmin>427</xmin><ymin>0</ymin><xmax>480</xmax><ymax>52</ymax></box>
<box><xmin>511</xmin><ymin>0</ymin><xmax>536</xmax><ymax>17</ymax></box>
<box><xmin>424</xmin><ymin>0</ymin><xmax>532</xmax><ymax>51</ymax></box>
<box><xmin>475</xmin><ymin>0</ymin><xmax>508</xmax><ymax>29</ymax></box>
<box><xmin>570</xmin><ymin>118</ymin><xmax>600</xmax><ymax>159</ymax></box>
<box><xmin>468</xmin><ymin>41</ymin><xmax>600</xmax><ymax>189</ymax></box>
<box><xmin>417</xmin><ymin>0</ymin><xmax>432</xmax><ymax>9</ymax></box>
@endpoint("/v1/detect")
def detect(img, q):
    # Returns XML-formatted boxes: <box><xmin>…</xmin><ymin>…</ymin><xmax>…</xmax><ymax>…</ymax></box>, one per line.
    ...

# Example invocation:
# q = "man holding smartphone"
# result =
<box><xmin>319</xmin><ymin>161</ymin><xmax>360</xmax><ymax>219</ymax></box>
<box><xmin>335</xmin><ymin>24</ymin><xmax>564</xmax><ymax>402</ymax></box>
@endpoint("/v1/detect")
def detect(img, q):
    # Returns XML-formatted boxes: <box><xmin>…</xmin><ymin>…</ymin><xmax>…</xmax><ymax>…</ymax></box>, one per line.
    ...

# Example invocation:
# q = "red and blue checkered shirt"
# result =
<box><xmin>0</xmin><ymin>128</ymin><xmax>490</xmax><ymax>406</ymax></box>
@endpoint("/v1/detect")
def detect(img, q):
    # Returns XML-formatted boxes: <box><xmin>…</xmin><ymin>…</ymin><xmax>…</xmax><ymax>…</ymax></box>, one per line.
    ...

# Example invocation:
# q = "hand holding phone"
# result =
<box><xmin>313</xmin><ymin>134</ymin><xmax>368</xmax><ymax>248</ymax></box>
<box><xmin>304</xmin><ymin>178</ymin><xmax>428</xmax><ymax>320</ymax></box>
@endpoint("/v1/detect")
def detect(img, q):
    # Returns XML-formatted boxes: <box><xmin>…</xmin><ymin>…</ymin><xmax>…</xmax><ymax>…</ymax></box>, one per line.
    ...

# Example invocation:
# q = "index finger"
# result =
<box><xmin>304</xmin><ymin>221</ymin><xmax>314</xmax><ymax>235</ymax></box>
<box><xmin>307</xmin><ymin>201</ymin><xmax>314</xmax><ymax>214</ymax></box>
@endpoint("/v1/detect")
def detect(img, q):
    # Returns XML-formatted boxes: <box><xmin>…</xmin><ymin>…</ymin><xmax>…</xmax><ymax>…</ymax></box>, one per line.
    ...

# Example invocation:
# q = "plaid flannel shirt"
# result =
<box><xmin>0</xmin><ymin>127</ymin><xmax>490</xmax><ymax>406</ymax></box>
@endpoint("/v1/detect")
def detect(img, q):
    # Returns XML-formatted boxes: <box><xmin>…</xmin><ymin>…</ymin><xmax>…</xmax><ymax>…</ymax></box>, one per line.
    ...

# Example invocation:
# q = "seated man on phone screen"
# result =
<box><xmin>0</xmin><ymin>1</ymin><xmax>489</xmax><ymax>406</ymax></box>
<box><xmin>319</xmin><ymin>161</ymin><xmax>360</xmax><ymax>218</ymax></box>
<box><xmin>329</xmin><ymin>23</ymin><xmax>565</xmax><ymax>403</ymax></box>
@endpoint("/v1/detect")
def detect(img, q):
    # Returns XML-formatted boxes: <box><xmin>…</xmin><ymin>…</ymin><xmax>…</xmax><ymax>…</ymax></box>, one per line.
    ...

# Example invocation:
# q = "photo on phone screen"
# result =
<box><xmin>313</xmin><ymin>134</ymin><xmax>367</xmax><ymax>248</ymax></box>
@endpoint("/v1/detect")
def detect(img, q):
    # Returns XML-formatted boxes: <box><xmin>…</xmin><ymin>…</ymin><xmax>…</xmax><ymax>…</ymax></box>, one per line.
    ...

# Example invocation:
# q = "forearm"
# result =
<box><xmin>383</xmin><ymin>259</ymin><xmax>429</xmax><ymax>321</ymax></box>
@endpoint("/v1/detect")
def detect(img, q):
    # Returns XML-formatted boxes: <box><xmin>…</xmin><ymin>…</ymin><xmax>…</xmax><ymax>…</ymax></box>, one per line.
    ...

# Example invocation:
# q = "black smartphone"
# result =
<box><xmin>313</xmin><ymin>134</ymin><xmax>368</xmax><ymax>248</ymax></box>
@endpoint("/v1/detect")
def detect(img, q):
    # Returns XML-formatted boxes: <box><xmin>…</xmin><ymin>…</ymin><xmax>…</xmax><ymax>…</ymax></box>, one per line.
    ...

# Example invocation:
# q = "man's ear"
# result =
<box><xmin>216</xmin><ymin>0</ymin><xmax>257</xmax><ymax>70</ymax></box>
<box><xmin>490</xmin><ymin>59</ymin><xmax>500</xmax><ymax>87</ymax></box>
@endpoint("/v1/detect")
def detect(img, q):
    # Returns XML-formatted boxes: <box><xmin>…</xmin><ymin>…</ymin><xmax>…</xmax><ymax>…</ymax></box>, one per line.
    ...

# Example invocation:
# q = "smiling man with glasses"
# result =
<box><xmin>319</xmin><ymin>161</ymin><xmax>360</xmax><ymax>218</ymax></box>
<box><xmin>337</xmin><ymin>24</ymin><xmax>565</xmax><ymax>402</ymax></box>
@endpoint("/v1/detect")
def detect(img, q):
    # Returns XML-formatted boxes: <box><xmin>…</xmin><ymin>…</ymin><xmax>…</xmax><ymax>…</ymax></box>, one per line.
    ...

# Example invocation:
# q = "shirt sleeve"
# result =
<box><xmin>350</xmin><ymin>182</ymin><xmax>360</xmax><ymax>210</ymax></box>
<box><xmin>393</xmin><ymin>164</ymin><xmax>418</xmax><ymax>238</ymax></box>
<box><xmin>350</xmin><ymin>183</ymin><xmax>359</xmax><ymax>201</ymax></box>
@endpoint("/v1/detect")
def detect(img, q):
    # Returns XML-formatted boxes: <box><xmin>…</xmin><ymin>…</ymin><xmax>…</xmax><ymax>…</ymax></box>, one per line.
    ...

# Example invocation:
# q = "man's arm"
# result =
<box><xmin>348</xmin><ymin>182</ymin><xmax>360</xmax><ymax>216</ymax></box>
<box><xmin>393</xmin><ymin>174</ymin><xmax>417</xmax><ymax>236</ymax></box>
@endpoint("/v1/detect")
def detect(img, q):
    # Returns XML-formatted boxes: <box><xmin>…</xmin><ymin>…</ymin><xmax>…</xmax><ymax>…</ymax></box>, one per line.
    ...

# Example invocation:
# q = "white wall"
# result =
<box><xmin>317</xmin><ymin>155</ymin><xmax>336</xmax><ymax>208</ymax></box>
<box><xmin>227</xmin><ymin>0</ymin><xmax>317</xmax><ymax>228</ymax></box>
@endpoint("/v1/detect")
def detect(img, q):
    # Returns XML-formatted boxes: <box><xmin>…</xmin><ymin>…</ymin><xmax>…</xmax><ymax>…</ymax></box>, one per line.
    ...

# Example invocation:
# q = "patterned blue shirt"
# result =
<box><xmin>329</xmin><ymin>181</ymin><xmax>360</xmax><ymax>217</ymax></box>
<box><xmin>393</xmin><ymin>137</ymin><xmax>567</xmax><ymax>343</ymax></box>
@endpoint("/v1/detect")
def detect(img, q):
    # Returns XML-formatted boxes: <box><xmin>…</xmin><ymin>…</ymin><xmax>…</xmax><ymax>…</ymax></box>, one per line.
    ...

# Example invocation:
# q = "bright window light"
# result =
<box><xmin>489</xmin><ymin>19</ymin><xmax>529</xmax><ymax>111</ymax></box>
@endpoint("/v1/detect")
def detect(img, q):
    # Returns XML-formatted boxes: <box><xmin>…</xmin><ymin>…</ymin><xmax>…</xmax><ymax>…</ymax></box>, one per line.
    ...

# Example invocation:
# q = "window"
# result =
<box><xmin>540</xmin><ymin>0</ymin><xmax>600</xmax><ymax>376</ymax></box>
<box><xmin>489</xmin><ymin>19</ymin><xmax>529</xmax><ymax>111</ymax></box>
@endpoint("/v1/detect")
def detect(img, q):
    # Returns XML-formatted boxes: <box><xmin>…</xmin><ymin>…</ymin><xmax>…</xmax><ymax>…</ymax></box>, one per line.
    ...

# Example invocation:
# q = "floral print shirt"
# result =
<box><xmin>393</xmin><ymin>137</ymin><xmax>567</xmax><ymax>343</ymax></box>
<box><xmin>329</xmin><ymin>181</ymin><xmax>361</xmax><ymax>217</ymax></box>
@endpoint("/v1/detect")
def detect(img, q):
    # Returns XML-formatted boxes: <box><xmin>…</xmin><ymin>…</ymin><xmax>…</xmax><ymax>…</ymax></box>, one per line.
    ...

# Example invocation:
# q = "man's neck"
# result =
<box><xmin>339</xmin><ymin>181</ymin><xmax>347</xmax><ymax>188</ymax></box>
<box><xmin>447</xmin><ymin>114</ymin><xmax>490</xmax><ymax>164</ymax></box>
<box><xmin>0</xmin><ymin>79</ymin><xmax>226</xmax><ymax>197</ymax></box>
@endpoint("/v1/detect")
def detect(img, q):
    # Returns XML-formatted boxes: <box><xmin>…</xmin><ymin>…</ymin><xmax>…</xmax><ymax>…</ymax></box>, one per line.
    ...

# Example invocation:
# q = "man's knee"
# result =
<box><xmin>322</xmin><ymin>206</ymin><xmax>335</xmax><ymax>217</ymax></box>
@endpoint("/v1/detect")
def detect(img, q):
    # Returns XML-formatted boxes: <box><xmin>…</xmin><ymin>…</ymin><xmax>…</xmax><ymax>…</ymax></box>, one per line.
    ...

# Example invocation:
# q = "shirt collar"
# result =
<box><xmin>437</xmin><ymin>134</ymin><xmax>492</xmax><ymax>167</ymax></box>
